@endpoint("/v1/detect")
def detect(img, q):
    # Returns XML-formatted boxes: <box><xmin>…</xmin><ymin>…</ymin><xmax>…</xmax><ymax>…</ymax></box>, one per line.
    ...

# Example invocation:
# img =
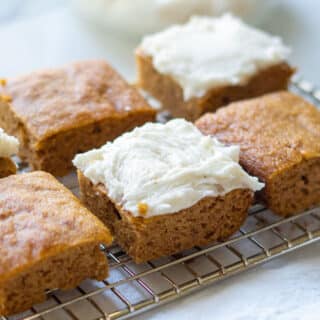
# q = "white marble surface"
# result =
<box><xmin>0</xmin><ymin>1</ymin><xmax>319</xmax><ymax>319</ymax></box>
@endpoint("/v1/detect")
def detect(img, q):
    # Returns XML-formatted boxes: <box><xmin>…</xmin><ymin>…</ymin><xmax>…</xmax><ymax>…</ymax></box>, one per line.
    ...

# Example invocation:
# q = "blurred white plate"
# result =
<box><xmin>72</xmin><ymin>0</ymin><xmax>276</xmax><ymax>38</ymax></box>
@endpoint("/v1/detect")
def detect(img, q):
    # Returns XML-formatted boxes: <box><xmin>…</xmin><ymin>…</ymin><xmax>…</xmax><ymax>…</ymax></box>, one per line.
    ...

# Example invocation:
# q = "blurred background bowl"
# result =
<box><xmin>72</xmin><ymin>0</ymin><xmax>276</xmax><ymax>38</ymax></box>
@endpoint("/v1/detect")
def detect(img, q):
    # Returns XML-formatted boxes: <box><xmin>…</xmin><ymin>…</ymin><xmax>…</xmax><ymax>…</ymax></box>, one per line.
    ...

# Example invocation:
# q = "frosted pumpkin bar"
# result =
<box><xmin>74</xmin><ymin>119</ymin><xmax>264</xmax><ymax>263</ymax></box>
<box><xmin>0</xmin><ymin>171</ymin><xmax>112</xmax><ymax>316</ymax></box>
<box><xmin>196</xmin><ymin>91</ymin><xmax>320</xmax><ymax>216</ymax></box>
<box><xmin>136</xmin><ymin>14</ymin><xmax>294</xmax><ymax>121</ymax></box>
<box><xmin>0</xmin><ymin>127</ymin><xmax>19</xmax><ymax>178</ymax></box>
<box><xmin>0</xmin><ymin>60</ymin><xmax>156</xmax><ymax>176</ymax></box>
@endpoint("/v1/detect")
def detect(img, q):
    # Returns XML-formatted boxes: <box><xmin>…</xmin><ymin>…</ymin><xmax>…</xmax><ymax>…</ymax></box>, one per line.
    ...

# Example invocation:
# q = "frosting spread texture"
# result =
<box><xmin>139</xmin><ymin>14</ymin><xmax>290</xmax><ymax>100</ymax></box>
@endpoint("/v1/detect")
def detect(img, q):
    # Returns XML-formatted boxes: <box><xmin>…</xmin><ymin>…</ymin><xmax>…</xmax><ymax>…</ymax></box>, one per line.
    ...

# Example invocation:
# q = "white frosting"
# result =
<box><xmin>139</xmin><ymin>14</ymin><xmax>291</xmax><ymax>100</ymax></box>
<box><xmin>73</xmin><ymin>119</ymin><xmax>264</xmax><ymax>217</ymax></box>
<box><xmin>0</xmin><ymin>128</ymin><xmax>19</xmax><ymax>158</ymax></box>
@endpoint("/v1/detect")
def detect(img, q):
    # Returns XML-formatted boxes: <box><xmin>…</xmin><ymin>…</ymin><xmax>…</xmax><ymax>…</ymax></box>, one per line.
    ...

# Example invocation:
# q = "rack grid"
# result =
<box><xmin>3</xmin><ymin>77</ymin><xmax>320</xmax><ymax>320</ymax></box>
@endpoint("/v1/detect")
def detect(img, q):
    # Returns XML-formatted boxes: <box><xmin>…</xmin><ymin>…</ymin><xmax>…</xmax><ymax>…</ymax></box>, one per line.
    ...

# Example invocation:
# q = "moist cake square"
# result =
<box><xmin>196</xmin><ymin>91</ymin><xmax>320</xmax><ymax>216</ymax></box>
<box><xmin>0</xmin><ymin>171</ymin><xmax>112</xmax><ymax>316</ymax></box>
<box><xmin>74</xmin><ymin>119</ymin><xmax>263</xmax><ymax>263</ymax></box>
<box><xmin>0</xmin><ymin>60</ymin><xmax>156</xmax><ymax>176</ymax></box>
<box><xmin>136</xmin><ymin>14</ymin><xmax>295</xmax><ymax>121</ymax></box>
<box><xmin>0</xmin><ymin>127</ymin><xmax>19</xmax><ymax>178</ymax></box>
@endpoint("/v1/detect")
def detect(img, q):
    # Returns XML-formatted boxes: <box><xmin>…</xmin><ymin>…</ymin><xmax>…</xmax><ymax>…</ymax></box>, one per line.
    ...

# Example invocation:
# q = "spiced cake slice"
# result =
<box><xmin>0</xmin><ymin>127</ymin><xmax>19</xmax><ymax>178</ymax></box>
<box><xmin>136</xmin><ymin>14</ymin><xmax>294</xmax><ymax>121</ymax></box>
<box><xmin>74</xmin><ymin>119</ymin><xmax>264</xmax><ymax>263</ymax></box>
<box><xmin>0</xmin><ymin>60</ymin><xmax>156</xmax><ymax>176</ymax></box>
<box><xmin>0</xmin><ymin>171</ymin><xmax>112</xmax><ymax>316</ymax></box>
<box><xmin>196</xmin><ymin>91</ymin><xmax>320</xmax><ymax>216</ymax></box>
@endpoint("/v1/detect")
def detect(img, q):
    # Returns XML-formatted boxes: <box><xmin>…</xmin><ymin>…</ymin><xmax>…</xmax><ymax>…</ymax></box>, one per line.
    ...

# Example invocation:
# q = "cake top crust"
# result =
<box><xmin>0</xmin><ymin>127</ymin><xmax>19</xmax><ymax>158</ymax></box>
<box><xmin>1</xmin><ymin>60</ymin><xmax>154</xmax><ymax>142</ymax></box>
<box><xmin>0</xmin><ymin>171</ymin><xmax>112</xmax><ymax>282</ymax></box>
<box><xmin>196</xmin><ymin>91</ymin><xmax>320</xmax><ymax>180</ymax></box>
<box><xmin>74</xmin><ymin>119</ymin><xmax>263</xmax><ymax>217</ymax></box>
<box><xmin>138</xmin><ymin>14</ymin><xmax>290</xmax><ymax>100</ymax></box>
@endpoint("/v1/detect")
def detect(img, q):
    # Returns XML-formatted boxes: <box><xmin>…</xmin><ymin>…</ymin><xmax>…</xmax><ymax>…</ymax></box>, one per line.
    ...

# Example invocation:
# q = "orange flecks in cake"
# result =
<box><xmin>0</xmin><ymin>94</ymin><xmax>12</xmax><ymax>103</ymax></box>
<box><xmin>0</xmin><ymin>79</ymin><xmax>7</xmax><ymax>86</ymax></box>
<box><xmin>137</xmin><ymin>202</ymin><xmax>148</xmax><ymax>216</ymax></box>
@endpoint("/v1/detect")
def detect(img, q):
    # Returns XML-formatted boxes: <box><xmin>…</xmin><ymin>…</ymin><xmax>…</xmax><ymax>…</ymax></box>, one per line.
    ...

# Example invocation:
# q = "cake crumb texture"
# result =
<box><xmin>196</xmin><ymin>91</ymin><xmax>320</xmax><ymax>216</ymax></box>
<box><xmin>78</xmin><ymin>171</ymin><xmax>253</xmax><ymax>263</ymax></box>
<box><xmin>0</xmin><ymin>60</ymin><xmax>156</xmax><ymax>176</ymax></box>
<box><xmin>136</xmin><ymin>53</ymin><xmax>294</xmax><ymax>121</ymax></box>
<box><xmin>0</xmin><ymin>171</ymin><xmax>112</xmax><ymax>316</ymax></box>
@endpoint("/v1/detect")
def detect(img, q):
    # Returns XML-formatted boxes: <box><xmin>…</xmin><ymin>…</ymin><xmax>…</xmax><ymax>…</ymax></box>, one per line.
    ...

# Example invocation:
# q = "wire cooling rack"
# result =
<box><xmin>3</xmin><ymin>76</ymin><xmax>320</xmax><ymax>320</ymax></box>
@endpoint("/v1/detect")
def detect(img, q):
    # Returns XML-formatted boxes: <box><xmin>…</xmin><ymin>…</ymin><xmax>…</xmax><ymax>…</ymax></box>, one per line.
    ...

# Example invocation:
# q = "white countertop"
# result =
<box><xmin>0</xmin><ymin>1</ymin><xmax>319</xmax><ymax>319</ymax></box>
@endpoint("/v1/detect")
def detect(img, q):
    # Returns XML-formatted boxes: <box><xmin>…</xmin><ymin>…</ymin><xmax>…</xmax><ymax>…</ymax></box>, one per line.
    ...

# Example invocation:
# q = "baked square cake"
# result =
<box><xmin>0</xmin><ymin>171</ymin><xmax>112</xmax><ymax>316</ymax></box>
<box><xmin>0</xmin><ymin>127</ymin><xmax>19</xmax><ymax>178</ymax></box>
<box><xmin>196</xmin><ymin>91</ymin><xmax>320</xmax><ymax>216</ymax></box>
<box><xmin>0</xmin><ymin>60</ymin><xmax>156</xmax><ymax>176</ymax></box>
<box><xmin>136</xmin><ymin>14</ymin><xmax>295</xmax><ymax>121</ymax></box>
<box><xmin>74</xmin><ymin>119</ymin><xmax>263</xmax><ymax>263</ymax></box>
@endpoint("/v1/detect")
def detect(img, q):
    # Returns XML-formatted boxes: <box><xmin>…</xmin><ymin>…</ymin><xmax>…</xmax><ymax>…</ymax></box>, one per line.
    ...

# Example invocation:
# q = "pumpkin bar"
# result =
<box><xmin>74</xmin><ymin>119</ymin><xmax>263</xmax><ymax>263</ymax></box>
<box><xmin>0</xmin><ymin>171</ymin><xmax>112</xmax><ymax>316</ymax></box>
<box><xmin>0</xmin><ymin>60</ymin><xmax>156</xmax><ymax>176</ymax></box>
<box><xmin>196</xmin><ymin>91</ymin><xmax>320</xmax><ymax>216</ymax></box>
<box><xmin>136</xmin><ymin>15</ymin><xmax>294</xmax><ymax>121</ymax></box>
<box><xmin>0</xmin><ymin>127</ymin><xmax>19</xmax><ymax>178</ymax></box>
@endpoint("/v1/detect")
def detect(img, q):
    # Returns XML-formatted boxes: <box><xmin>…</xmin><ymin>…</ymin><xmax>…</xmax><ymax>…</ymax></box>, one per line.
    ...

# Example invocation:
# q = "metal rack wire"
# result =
<box><xmin>3</xmin><ymin>77</ymin><xmax>320</xmax><ymax>320</ymax></box>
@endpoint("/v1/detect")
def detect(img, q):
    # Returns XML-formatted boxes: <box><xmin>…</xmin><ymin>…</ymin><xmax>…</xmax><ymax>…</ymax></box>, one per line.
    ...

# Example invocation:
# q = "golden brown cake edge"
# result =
<box><xmin>0</xmin><ymin>171</ymin><xmax>112</xmax><ymax>316</ymax></box>
<box><xmin>77</xmin><ymin>170</ymin><xmax>253</xmax><ymax>263</ymax></box>
<box><xmin>136</xmin><ymin>51</ymin><xmax>295</xmax><ymax>121</ymax></box>
<box><xmin>195</xmin><ymin>91</ymin><xmax>320</xmax><ymax>216</ymax></box>
<box><xmin>0</xmin><ymin>60</ymin><xmax>157</xmax><ymax>176</ymax></box>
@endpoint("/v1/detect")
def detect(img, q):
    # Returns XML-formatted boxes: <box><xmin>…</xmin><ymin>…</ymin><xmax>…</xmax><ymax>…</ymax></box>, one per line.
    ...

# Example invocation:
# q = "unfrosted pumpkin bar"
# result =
<box><xmin>0</xmin><ymin>171</ymin><xmax>112</xmax><ymax>316</ymax></box>
<box><xmin>136</xmin><ymin>14</ymin><xmax>294</xmax><ymax>121</ymax></box>
<box><xmin>74</xmin><ymin>119</ymin><xmax>263</xmax><ymax>263</ymax></box>
<box><xmin>0</xmin><ymin>60</ymin><xmax>156</xmax><ymax>176</ymax></box>
<box><xmin>196</xmin><ymin>91</ymin><xmax>320</xmax><ymax>216</ymax></box>
<box><xmin>0</xmin><ymin>127</ymin><xmax>19</xmax><ymax>178</ymax></box>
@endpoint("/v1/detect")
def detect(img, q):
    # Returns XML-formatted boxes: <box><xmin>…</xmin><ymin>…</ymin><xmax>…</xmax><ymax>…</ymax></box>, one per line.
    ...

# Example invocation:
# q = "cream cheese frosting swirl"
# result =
<box><xmin>73</xmin><ymin>119</ymin><xmax>264</xmax><ymax>217</ymax></box>
<box><xmin>139</xmin><ymin>14</ymin><xmax>290</xmax><ymax>100</ymax></box>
